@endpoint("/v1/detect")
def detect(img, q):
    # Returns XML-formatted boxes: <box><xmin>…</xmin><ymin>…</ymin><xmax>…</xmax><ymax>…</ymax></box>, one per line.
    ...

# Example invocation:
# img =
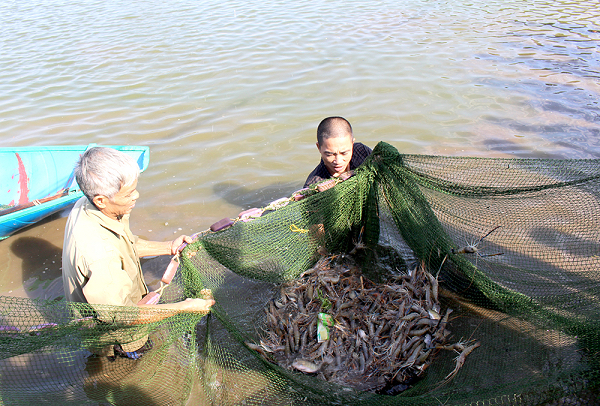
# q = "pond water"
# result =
<box><xmin>0</xmin><ymin>0</ymin><xmax>598</xmax><ymax>299</ymax></box>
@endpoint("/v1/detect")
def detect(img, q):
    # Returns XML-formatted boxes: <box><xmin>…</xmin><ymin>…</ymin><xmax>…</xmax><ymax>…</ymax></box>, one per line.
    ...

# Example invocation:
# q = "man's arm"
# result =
<box><xmin>134</xmin><ymin>297</ymin><xmax>215</xmax><ymax>324</ymax></box>
<box><xmin>135</xmin><ymin>234</ymin><xmax>193</xmax><ymax>257</ymax></box>
<box><xmin>133</xmin><ymin>235</ymin><xmax>215</xmax><ymax>322</ymax></box>
<box><xmin>134</xmin><ymin>235</ymin><xmax>215</xmax><ymax>322</ymax></box>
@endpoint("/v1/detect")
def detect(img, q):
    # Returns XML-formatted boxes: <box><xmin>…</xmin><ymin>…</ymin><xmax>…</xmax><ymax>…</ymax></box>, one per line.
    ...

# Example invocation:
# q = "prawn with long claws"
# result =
<box><xmin>451</xmin><ymin>226</ymin><xmax>504</xmax><ymax>258</ymax></box>
<box><xmin>443</xmin><ymin>341</ymin><xmax>481</xmax><ymax>382</ymax></box>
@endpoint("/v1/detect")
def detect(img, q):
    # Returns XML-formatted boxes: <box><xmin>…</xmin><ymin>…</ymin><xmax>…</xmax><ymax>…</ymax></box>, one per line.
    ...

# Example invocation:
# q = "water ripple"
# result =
<box><xmin>0</xmin><ymin>0</ymin><xmax>598</xmax><ymax>236</ymax></box>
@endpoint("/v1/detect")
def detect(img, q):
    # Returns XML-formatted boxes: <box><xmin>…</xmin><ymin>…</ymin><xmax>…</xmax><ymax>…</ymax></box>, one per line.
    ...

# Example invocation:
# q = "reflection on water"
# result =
<box><xmin>0</xmin><ymin>0</ymin><xmax>598</xmax><ymax>291</ymax></box>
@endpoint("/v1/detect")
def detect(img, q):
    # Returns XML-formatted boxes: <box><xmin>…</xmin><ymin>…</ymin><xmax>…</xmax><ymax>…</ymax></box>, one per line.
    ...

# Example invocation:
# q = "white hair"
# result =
<box><xmin>75</xmin><ymin>147</ymin><xmax>140</xmax><ymax>203</ymax></box>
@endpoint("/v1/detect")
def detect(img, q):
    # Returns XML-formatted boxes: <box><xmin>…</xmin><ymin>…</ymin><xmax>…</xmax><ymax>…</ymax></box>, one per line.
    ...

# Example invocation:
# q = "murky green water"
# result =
<box><xmin>0</xmin><ymin>0</ymin><xmax>598</xmax><ymax>299</ymax></box>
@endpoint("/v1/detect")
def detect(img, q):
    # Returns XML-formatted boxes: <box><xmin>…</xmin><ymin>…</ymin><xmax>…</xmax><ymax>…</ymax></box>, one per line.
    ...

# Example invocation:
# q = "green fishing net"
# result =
<box><xmin>1</xmin><ymin>142</ymin><xmax>599</xmax><ymax>405</ymax></box>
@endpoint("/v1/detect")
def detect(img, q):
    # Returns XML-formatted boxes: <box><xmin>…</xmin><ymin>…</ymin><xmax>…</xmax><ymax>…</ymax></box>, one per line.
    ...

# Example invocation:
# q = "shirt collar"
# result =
<box><xmin>83</xmin><ymin>199</ymin><xmax>132</xmax><ymax>240</ymax></box>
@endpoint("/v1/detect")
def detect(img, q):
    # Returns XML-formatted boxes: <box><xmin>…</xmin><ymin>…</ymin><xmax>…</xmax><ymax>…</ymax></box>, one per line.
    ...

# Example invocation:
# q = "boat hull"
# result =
<box><xmin>0</xmin><ymin>145</ymin><xmax>149</xmax><ymax>240</ymax></box>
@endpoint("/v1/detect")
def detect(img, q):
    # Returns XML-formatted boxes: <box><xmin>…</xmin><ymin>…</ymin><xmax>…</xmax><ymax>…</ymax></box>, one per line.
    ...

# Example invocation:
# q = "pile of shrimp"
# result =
<box><xmin>247</xmin><ymin>254</ymin><xmax>479</xmax><ymax>393</ymax></box>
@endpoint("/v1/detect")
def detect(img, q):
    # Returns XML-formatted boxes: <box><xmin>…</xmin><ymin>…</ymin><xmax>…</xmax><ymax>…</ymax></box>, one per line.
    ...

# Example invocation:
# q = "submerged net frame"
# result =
<box><xmin>0</xmin><ymin>142</ymin><xmax>599</xmax><ymax>405</ymax></box>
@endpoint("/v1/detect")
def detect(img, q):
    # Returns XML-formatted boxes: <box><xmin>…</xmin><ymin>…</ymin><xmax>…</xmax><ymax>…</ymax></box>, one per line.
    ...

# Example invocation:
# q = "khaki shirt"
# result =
<box><xmin>62</xmin><ymin>197</ymin><xmax>149</xmax><ymax>353</ymax></box>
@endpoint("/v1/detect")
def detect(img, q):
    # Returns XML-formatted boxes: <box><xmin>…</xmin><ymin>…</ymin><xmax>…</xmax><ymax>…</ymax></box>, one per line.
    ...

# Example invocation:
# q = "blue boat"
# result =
<box><xmin>0</xmin><ymin>144</ymin><xmax>149</xmax><ymax>240</ymax></box>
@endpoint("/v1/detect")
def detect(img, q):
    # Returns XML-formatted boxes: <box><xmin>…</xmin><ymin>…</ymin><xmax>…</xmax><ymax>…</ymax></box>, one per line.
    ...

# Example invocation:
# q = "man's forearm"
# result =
<box><xmin>132</xmin><ymin>302</ymin><xmax>182</xmax><ymax>325</ymax></box>
<box><xmin>135</xmin><ymin>235</ymin><xmax>192</xmax><ymax>257</ymax></box>
<box><xmin>134</xmin><ymin>298</ymin><xmax>214</xmax><ymax>324</ymax></box>
<box><xmin>135</xmin><ymin>238</ymin><xmax>172</xmax><ymax>257</ymax></box>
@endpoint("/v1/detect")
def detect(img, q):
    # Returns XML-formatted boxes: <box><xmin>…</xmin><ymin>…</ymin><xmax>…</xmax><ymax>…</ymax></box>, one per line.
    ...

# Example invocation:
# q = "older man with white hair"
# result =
<box><xmin>62</xmin><ymin>146</ymin><xmax>214</xmax><ymax>360</ymax></box>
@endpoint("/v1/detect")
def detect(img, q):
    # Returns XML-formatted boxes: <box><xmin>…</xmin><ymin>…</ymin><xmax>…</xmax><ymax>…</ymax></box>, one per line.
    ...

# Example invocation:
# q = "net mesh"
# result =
<box><xmin>1</xmin><ymin>141</ymin><xmax>599</xmax><ymax>405</ymax></box>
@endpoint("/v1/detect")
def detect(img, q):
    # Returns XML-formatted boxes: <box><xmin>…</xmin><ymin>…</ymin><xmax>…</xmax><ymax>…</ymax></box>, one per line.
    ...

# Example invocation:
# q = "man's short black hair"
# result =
<box><xmin>317</xmin><ymin>117</ymin><xmax>353</xmax><ymax>145</ymax></box>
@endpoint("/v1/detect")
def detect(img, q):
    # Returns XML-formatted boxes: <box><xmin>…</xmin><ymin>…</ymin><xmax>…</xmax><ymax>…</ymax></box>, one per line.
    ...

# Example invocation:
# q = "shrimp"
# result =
<box><xmin>349</xmin><ymin>226</ymin><xmax>367</xmax><ymax>255</ymax></box>
<box><xmin>443</xmin><ymin>341</ymin><xmax>480</xmax><ymax>382</ymax></box>
<box><xmin>451</xmin><ymin>226</ymin><xmax>504</xmax><ymax>257</ymax></box>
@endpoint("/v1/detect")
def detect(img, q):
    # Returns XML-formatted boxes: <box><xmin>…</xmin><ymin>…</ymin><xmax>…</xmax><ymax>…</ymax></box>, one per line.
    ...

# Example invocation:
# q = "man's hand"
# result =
<box><xmin>178</xmin><ymin>298</ymin><xmax>215</xmax><ymax>312</ymax></box>
<box><xmin>170</xmin><ymin>235</ymin><xmax>194</xmax><ymax>255</ymax></box>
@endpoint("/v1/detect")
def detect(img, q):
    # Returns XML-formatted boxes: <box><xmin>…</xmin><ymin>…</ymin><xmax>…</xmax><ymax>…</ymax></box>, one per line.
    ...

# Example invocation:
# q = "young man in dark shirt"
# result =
<box><xmin>304</xmin><ymin>116</ymin><xmax>372</xmax><ymax>188</ymax></box>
